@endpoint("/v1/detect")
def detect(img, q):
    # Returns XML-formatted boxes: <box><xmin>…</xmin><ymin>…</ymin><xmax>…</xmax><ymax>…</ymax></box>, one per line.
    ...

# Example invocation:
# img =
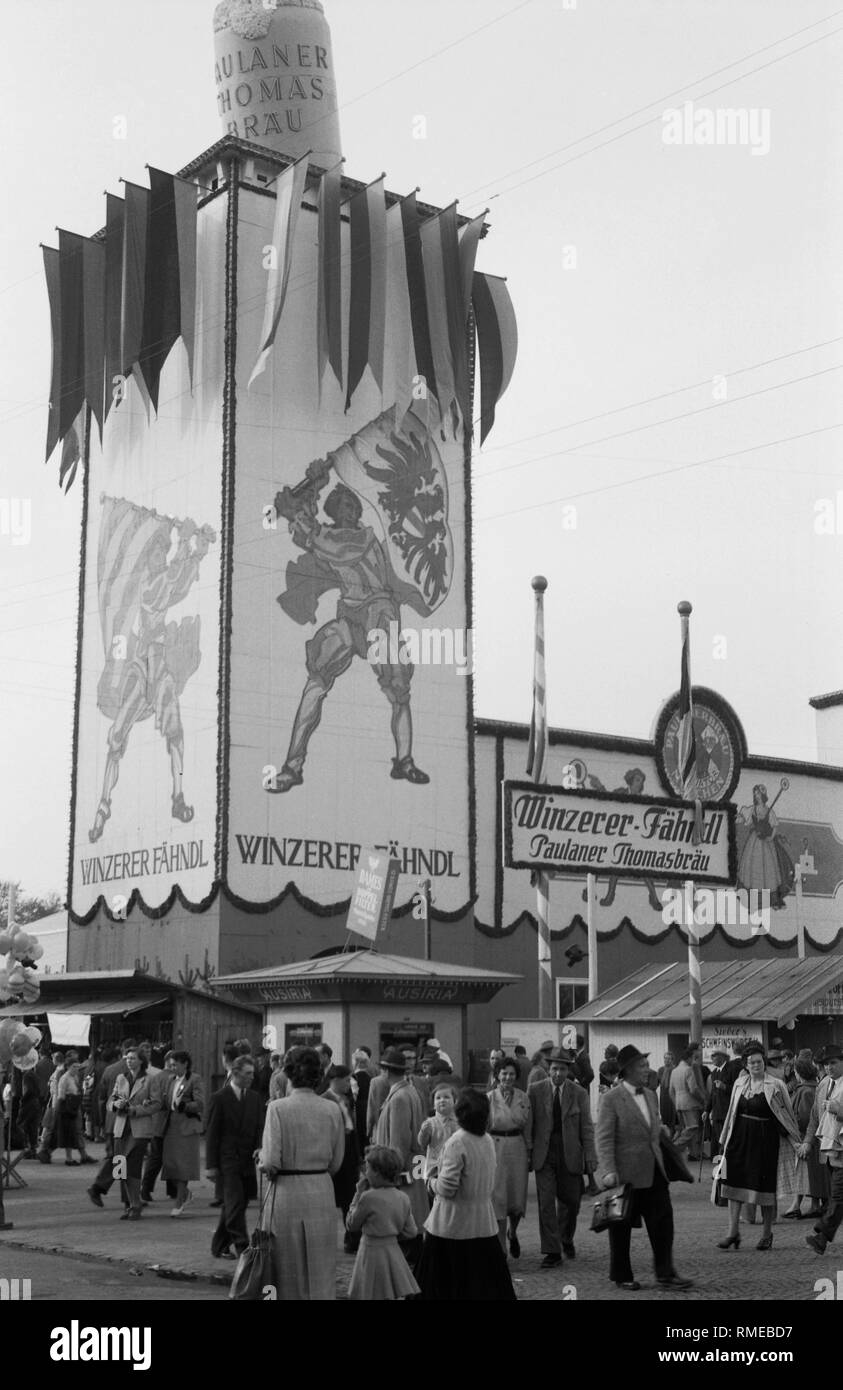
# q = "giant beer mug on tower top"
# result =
<box><xmin>213</xmin><ymin>0</ymin><xmax>343</xmax><ymax>165</ymax></box>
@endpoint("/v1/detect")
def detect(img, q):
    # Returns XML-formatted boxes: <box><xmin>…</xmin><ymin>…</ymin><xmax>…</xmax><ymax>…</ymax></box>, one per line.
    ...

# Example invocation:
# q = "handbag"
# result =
<box><xmin>229</xmin><ymin>1179</ymin><xmax>277</xmax><ymax>1302</ymax></box>
<box><xmin>710</xmin><ymin>1153</ymin><xmax>728</xmax><ymax>1207</ymax></box>
<box><xmin>590</xmin><ymin>1183</ymin><xmax>632</xmax><ymax>1233</ymax></box>
<box><xmin>62</xmin><ymin>1092</ymin><xmax>82</xmax><ymax>1116</ymax></box>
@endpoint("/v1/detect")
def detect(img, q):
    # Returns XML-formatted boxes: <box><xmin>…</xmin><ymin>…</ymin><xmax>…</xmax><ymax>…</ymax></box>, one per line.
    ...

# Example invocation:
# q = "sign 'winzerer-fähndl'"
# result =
<box><xmin>503</xmin><ymin>782</ymin><xmax>737</xmax><ymax>884</ymax></box>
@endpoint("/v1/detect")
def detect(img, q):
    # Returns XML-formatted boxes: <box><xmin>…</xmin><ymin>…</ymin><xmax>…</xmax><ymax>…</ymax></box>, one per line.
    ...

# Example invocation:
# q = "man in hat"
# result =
<box><xmin>527</xmin><ymin>1040</ymin><xmax>556</xmax><ymax>1088</ymax></box>
<box><xmin>373</xmin><ymin>1047</ymin><xmax>428</xmax><ymax>1266</ymax></box>
<box><xmin>596</xmin><ymin>1044</ymin><xmax>693</xmax><ymax>1291</ymax></box>
<box><xmin>528</xmin><ymin>1049</ymin><xmax>596</xmax><ymax>1266</ymax></box>
<box><xmin>803</xmin><ymin>1044</ymin><xmax>843</xmax><ymax>1255</ymax></box>
<box><xmin>426</xmin><ymin>1038</ymin><xmax>453</xmax><ymax>1070</ymax></box>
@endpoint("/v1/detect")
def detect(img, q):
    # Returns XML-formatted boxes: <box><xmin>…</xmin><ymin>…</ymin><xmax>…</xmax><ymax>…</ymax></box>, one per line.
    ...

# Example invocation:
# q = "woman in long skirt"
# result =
<box><xmin>487</xmin><ymin>1059</ymin><xmax>530</xmax><ymax>1257</ymax></box>
<box><xmin>782</xmin><ymin>1061</ymin><xmax>828</xmax><ymax>1219</ymax></box>
<box><xmin>161</xmin><ymin>1051</ymin><xmax>204</xmax><ymax>1216</ymax></box>
<box><xmin>259</xmin><ymin>1046</ymin><xmax>345</xmax><ymax>1301</ymax></box>
<box><xmin>716</xmin><ymin>1043</ymin><xmax>801</xmax><ymax>1252</ymax></box>
<box><xmin>417</xmin><ymin>1089</ymin><xmax>516</xmax><ymax>1301</ymax></box>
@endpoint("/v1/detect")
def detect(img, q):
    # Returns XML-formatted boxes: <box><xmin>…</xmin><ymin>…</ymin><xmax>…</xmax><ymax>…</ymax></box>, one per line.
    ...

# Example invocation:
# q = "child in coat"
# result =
<box><xmin>346</xmin><ymin>1146</ymin><xmax>421</xmax><ymax>1301</ymax></box>
<box><xmin>418</xmin><ymin>1082</ymin><xmax>459</xmax><ymax>1189</ymax></box>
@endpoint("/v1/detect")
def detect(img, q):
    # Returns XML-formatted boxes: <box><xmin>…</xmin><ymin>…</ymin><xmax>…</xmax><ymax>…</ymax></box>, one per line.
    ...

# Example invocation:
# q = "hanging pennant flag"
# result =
<box><xmin>103</xmin><ymin>193</ymin><xmax>125</xmax><ymax>424</ymax></box>
<box><xmin>249</xmin><ymin>151</ymin><xmax>310</xmax><ymax>388</ymax></box>
<box><xmin>472</xmin><ymin>271</ymin><xmax>518</xmax><ymax>445</ymax></box>
<box><xmin>439</xmin><ymin>204</ymin><xmax>470</xmax><ymax>428</ymax></box>
<box><xmin>382</xmin><ymin>201</ymin><xmax>415</xmax><ymax>420</ymax></box>
<box><xmin>317</xmin><ymin>160</ymin><xmax>343</xmax><ymax>393</ymax></box>
<box><xmin>121</xmin><ymin>181</ymin><xmax>150</xmax><ymax>383</ymax></box>
<box><xmin>58</xmin><ymin>230</ymin><xmax>86</xmax><ymax>441</ymax></box>
<box><xmin>59</xmin><ymin>407</ymin><xmax>87</xmax><ymax>494</ymax></box>
<box><xmin>400</xmin><ymin>191</ymin><xmax>437</xmax><ymax>409</ymax></box>
<box><xmin>457</xmin><ymin>212</ymin><xmax>487</xmax><ymax>321</ymax></box>
<box><xmin>346</xmin><ymin>175</ymin><xmax>388</xmax><ymax>409</ymax></box>
<box><xmin>140</xmin><ymin>168</ymin><xmax>182</xmax><ymax>410</ymax></box>
<box><xmin>172</xmin><ymin>172</ymin><xmax>198</xmax><ymax>387</ymax></box>
<box><xmin>367</xmin><ymin>178</ymin><xmax>387</xmax><ymax>395</ymax></box>
<box><xmin>420</xmin><ymin>206</ymin><xmax>457</xmax><ymax>425</ymax></box>
<box><xmin>82</xmin><ymin>237</ymin><xmax>106</xmax><ymax>441</ymax></box>
<box><xmin>43</xmin><ymin>246</ymin><xmax>62</xmax><ymax>463</ymax></box>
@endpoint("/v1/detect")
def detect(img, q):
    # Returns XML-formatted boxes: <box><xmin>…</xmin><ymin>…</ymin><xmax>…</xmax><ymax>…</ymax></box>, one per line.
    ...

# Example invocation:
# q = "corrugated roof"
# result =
<box><xmin>216</xmin><ymin>950</ymin><xmax>521</xmax><ymax>987</ymax></box>
<box><xmin>567</xmin><ymin>957</ymin><xmax>843</xmax><ymax>1028</ymax></box>
<box><xmin>0</xmin><ymin>994</ymin><xmax>170</xmax><ymax>1019</ymax></box>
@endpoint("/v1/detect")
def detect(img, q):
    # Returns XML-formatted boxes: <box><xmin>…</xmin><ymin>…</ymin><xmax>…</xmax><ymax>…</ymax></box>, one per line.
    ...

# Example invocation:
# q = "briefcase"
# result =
<box><xmin>590</xmin><ymin>1183</ymin><xmax>632</xmax><ymax>1233</ymax></box>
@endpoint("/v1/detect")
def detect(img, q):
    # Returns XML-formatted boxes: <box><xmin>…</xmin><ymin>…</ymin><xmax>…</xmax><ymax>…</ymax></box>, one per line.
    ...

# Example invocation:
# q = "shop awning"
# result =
<box><xmin>567</xmin><ymin>957</ymin><xmax>843</xmax><ymax>1029</ymax></box>
<box><xmin>0</xmin><ymin>993</ymin><xmax>169</xmax><ymax>1019</ymax></box>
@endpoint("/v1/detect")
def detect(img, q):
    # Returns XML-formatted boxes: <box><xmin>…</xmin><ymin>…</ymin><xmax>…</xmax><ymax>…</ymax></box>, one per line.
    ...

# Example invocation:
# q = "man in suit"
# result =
<box><xmin>351</xmin><ymin>1050</ymin><xmax>372</xmax><ymax>1154</ymax></box>
<box><xmin>513</xmin><ymin>1045</ymin><xmax>532</xmax><ymax>1092</ymax></box>
<box><xmin>596</xmin><ymin>1044</ymin><xmax>693</xmax><ymax>1291</ymax></box>
<box><xmin>373</xmin><ymin>1047</ymin><xmax>428</xmax><ymax>1267</ymax></box>
<box><xmin>86</xmin><ymin>1043</ymin><xmax>132</xmax><ymax>1208</ymax></box>
<box><xmin>139</xmin><ymin>1043</ymin><xmax>170</xmax><ymax>1203</ymax></box>
<box><xmin>205</xmin><ymin>1055</ymin><xmax>265</xmax><ymax>1259</ymax></box>
<box><xmin>804</xmin><ymin>1044</ymin><xmax>843</xmax><ymax>1255</ymax></box>
<box><xmin>528</xmin><ymin>1048</ymin><xmax>596</xmax><ymax>1267</ymax></box>
<box><xmin>572</xmin><ymin>1035</ymin><xmax>594</xmax><ymax>1090</ymax></box>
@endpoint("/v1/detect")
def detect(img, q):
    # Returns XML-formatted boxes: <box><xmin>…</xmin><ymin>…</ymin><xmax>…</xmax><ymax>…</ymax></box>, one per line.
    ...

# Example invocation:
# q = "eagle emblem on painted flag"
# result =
<box><xmin>328</xmin><ymin>406</ymin><xmax>453</xmax><ymax>615</ymax></box>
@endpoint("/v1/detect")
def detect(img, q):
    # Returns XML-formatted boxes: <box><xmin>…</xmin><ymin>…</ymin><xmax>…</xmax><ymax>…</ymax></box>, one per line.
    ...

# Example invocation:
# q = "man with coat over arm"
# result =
<box><xmin>205</xmin><ymin>1056</ymin><xmax>265</xmax><ymax>1259</ymax></box>
<box><xmin>528</xmin><ymin>1048</ymin><xmax>596</xmax><ymax>1267</ymax></box>
<box><xmin>596</xmin><ymin>1045</ymin><xmax>693</xmax><ymax>1292</ymax></box>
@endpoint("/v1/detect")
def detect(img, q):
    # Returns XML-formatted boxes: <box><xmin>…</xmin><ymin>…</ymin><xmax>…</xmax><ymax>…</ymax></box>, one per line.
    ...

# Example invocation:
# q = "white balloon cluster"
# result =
<box><xmin>0</xmin><ymin>922</ymin><xmax>43</xmax><ymax>1008</ymax></box>
<box><xmin>0</xmin><ymin>1020</ymin><xmax>42</xmax><ymax>1073</ymax></box>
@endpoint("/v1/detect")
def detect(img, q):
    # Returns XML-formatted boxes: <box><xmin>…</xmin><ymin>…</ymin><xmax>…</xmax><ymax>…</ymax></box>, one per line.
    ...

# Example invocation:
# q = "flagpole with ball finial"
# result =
<box><xmin>528</xmin><ymin>577</ymin><xmax>553</xmax><ymax>1019</ymax></box>
<box><xmin>677</xmin><ymin>602</ymin><xmax>703</xmax><ymax>1058</ymax></box>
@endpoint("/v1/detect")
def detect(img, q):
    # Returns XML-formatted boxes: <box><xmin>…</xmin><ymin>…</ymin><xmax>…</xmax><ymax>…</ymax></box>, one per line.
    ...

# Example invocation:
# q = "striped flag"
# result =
<box><xmin>472</xmin><ymin>271</ymin><xmax>518</xmax><ymax>445</ymax></box>
<box><xmin>317</xmin><ymin>161</ymin><xmax>343</xmax><ymax>393</ymax></box>
<box><xmin>43</xmin><ymin>246</ymin><xmax>62</xmax><ymax>463</ymax></box>
<box><xmin>103</xmin><ymin>193</ymin><xmax>125</xmax><ymax>426</ymax></box>
<box><xmin>121</xmin><ymin>181</ymin><xmax>150</xmax><ymax>387</ymax></box>
<box><xmin>345</xmin><ymin>175</ymin><xmax>387</xmax><ymax>408</ymax></box>
<box><xmin>249</xmin><ymin>152</ymin><xmax>310</xmax><ymax>388</ymax></box>
<box><xmin>400</xmin><ymin>191</ymin><xmax>438</xmax><ymax>409</ymax></box>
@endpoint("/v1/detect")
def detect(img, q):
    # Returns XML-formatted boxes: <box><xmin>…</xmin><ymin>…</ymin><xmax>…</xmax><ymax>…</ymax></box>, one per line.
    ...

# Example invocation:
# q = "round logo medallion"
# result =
<box><xmin>654</xmin><ymin>687</ymin><xmax>744</xmax><ymax>803</ymax></box>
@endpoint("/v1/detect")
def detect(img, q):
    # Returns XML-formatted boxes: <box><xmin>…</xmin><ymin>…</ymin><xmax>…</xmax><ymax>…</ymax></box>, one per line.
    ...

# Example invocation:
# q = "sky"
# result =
<box><xmin>1</xmin><ymin>0</ymin><xmax>842</xmax><ymax>898</ymax></box>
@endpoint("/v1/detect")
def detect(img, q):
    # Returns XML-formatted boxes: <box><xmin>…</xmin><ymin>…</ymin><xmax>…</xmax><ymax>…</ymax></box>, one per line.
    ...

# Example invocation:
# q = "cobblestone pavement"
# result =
<box><xmin>0</xmin><ymin>1148</ymin><xmax>836</xmax><ymax>1301</ymax></box>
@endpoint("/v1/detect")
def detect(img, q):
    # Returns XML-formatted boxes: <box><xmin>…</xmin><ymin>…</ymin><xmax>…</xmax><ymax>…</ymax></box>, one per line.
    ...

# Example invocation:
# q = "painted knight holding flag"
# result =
<box><xmin>266</xmin><ymin>407</ymin><xmax>453</xmax><ymax>794</ymax></box>
<box><xmin>89</xmin><ymin>498</ymin><xmax>216</xmax><ymax>843</ymax></box>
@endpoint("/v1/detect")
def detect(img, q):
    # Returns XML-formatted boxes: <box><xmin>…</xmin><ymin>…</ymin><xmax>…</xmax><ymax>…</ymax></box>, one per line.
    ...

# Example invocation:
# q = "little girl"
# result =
<box><xmin>346</xmin><ymin>1146</ymin><xmax>421</xmax><ymax>1301</ymax></box>
<box><xmin>418</xmin><ymin>1082</ymin><xmax>459</xmax><ymax>1187</ymax></box>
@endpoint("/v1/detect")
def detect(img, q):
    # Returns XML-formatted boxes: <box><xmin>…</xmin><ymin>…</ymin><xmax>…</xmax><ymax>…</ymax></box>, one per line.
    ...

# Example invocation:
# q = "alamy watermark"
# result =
<box><xmin>661</xmin><ymin>886</ymin><xmax>772</xmax><ymax>935</ymax></box>
<box><xmin>366</xmin><ymin>622</ymin><xmax>473</xmax><ymax>677</ymax></box>
<box><xmin>662</xmin><ymin>101</ymin><xmax>771</xmax><ymax>156</ymax></box>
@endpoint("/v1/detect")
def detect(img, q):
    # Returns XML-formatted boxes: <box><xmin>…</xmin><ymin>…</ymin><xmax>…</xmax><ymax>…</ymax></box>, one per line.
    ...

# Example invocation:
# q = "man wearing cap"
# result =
<box><xmin>426</xmin><ymin>1038</ymin><xmax>453</xmax><ymax>1070</ymax></box>
<box><xmin>596</xmin><ymin>1044</ymin><xmax>693</xmax><ymax>1291</ymax></box>
<box><xmin>527</xmin><ymin>1041</ymin><xmax>556</xmax><ymax>1088</ymax></box>
<box><xmin>803</xmin><ymin>1044</ymin><xmax>843</xmax><ymax>1255</ymax></box>
<box><xmin>373</xmin><ymin>1047</ymin><xmax>428</xmax><ymax>1265</ymax></box>
<box><xmin>528</xmin><ymin>1049</ymin><xmax>596</xmax><ymax>1267</ymax></box>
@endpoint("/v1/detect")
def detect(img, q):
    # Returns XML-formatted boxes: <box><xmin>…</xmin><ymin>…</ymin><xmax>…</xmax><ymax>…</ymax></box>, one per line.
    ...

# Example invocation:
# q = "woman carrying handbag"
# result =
<box><xmin>715</xmin><ymin>1042</ymin><xmax>801</xmax><ymax>1252</ymax></box>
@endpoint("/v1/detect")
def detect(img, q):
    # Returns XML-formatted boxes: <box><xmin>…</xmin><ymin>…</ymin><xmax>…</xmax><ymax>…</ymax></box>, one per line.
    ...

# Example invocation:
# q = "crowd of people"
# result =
<box><xmin>3</xmin><ymin>1029</ymin><xmax>842</xmax><ymax>1298</ymax></box>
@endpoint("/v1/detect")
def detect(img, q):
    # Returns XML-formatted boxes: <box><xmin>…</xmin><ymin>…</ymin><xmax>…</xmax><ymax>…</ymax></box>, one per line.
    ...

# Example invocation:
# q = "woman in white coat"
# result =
<box><xmin>259</xmin><ymin>1046</ymin><xmax>345</xmax><ymax>1301</ymax></box>
<box><xmin>716</xmin><ymin>1042</ymin><xmax>801</xmax><ymax>1252</ymax></box>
